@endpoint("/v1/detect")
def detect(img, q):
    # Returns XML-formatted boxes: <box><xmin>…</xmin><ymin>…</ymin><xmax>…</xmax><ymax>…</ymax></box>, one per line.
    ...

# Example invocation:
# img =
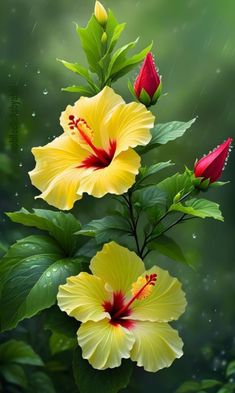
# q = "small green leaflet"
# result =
<box><xmin>169</xmin><ymin>198</ymin><xmax>224</xmax><ymax>221</ymax></box>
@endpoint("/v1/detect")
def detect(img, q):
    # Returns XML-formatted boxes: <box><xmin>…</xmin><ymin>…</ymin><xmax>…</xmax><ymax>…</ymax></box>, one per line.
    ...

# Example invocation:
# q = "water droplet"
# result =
<box><xmin>208</xmin><ymin>319</ymin><xmax>212</xmax><ymax>323</ymax></box>
<box><xmin>192</xmin><ymin>233</ymin><xmax>197</xmax><ymax>239</ymax></box>
<box><xmin>32</xmin><ymin>112</ymin><xmax>36</xmax><ymax>117</ymax></box>
<box><xmin>8</xmin><ymin>73</ymin><xmax>11</xmax><ymax>78</ymax></box>
<box><xmin>52</xmin><ymin>267</ymin><xmax>57</xmax><ymax>272</ymax></box>
<box><xmin>43</xmin><ymin>88</ymin><xmax>48</xmax><ymax>95</ymax></box>
<box><xmin>46</xmin><ymin>271</ymin><xmax>51</xmax><ymax>278</ymax></box>
<box><xmin>19</xmin><ymin>162</ymin><xmax>23</xmax><ymax>167</ymax></box>
<box><xmin>37</xmin><ymin>69</ymin><xmax>41</xmax><ymax>74</ymax></box>
<box><xmin>216</xmin><ymin>68</ymin><xmax>221</xmax><ymax>74</ymax></box>
<box><xmin>15</xmin><ymin>192</ymin><xmax>19</xmax><ymax>197</ymax></box>
<box><xmin>20</xmin><ymin>147</ymin><xmax>24</xmax><ymax>152</ymax></box>
<box><xmin>25</xmin><ymin>63</ymin><xmax>28</xmax><ymax>68</ymax></box>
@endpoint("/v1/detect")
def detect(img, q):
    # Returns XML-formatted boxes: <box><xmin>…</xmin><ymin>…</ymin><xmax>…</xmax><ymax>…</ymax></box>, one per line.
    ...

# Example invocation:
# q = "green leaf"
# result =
<box><xmin>57</xmin><ymin>59</ymin><xmax>94</xmax><ymax>84</ymax></box>
<box><xmin>49</xmin><ymin>332</ymin><xmax>76</xmax><ymax>355</ymax></box>
<box><xmin>44</xmin><ymin>306</ymin><xmax>78</xmax><ymax>338</ymax></box>
<box><xmin>6</xmin><ymin>208</ymin><xmax>81</xmax><ymax>255</ymax></box>
<box><xmin>169</xmin><ymin>198</ymin><xmax>224</xmax><ymax>221</ymax></box>
<box><xmin>0</xmin><ymin>364</ymin><xmax>27</xmax><ymax>388</ymax></box>
<box><xmin>148</xmin><ymin>235</ymin><xmax>187</xmax><ymax>264</ymax></box>
<box><xmin>77</xmin><ymin>16</ymin><xmax>103</xmax><ymax>75</ymax></box>
<box><xmin>107</xmin><ymin>38</ymin><xmax>139</xmax><ymax>78</ymax></box>
<box><xmin>105</xmin><ymin>10</ymin><xmax>125</xmax><ymax>53</ymax></box>
<box><xmin>141</xmin><ymin>118</ymin><xmax>196</xmax><ymax>153</ymax></box>
<box><xmin>0</xmin><ymin>235</ymin><xmax>83</xmax><ymax>332</ymax></box>
<box><xmin>133</xmin><ymin>186</ymin><xmax>167</xmax><ymax>209</ymax></box>
<box><xmin>176</xmin><ymin>381</ymin><xmax>201</xmax><ymax>393</ymax></box>
<box><xmin>26</xmin><ymin>372</ymin><xmax>56</xmax><ymax>393</ymax></box>
<box><xmin>108</xmin><ymin>42</ymin><xmax>152</xmax><ymax>83</ymax></box>
<box><xmin>200</xmin><ymin>379</ymin><xmax>222</xmax><ymax>389</ymax></box>
<box><xmin>226</xmin><ymin>360</ymin><xmax>235</xmax><ymax>377</ymax></box>
<box><xmin>0</xmin><ymin>340</ymin><xmax>43</xmax><ymax>366</ymax></box>
<box><xmin>61</xmin><ymin>85</ymin><xmax>95</xmax><ymax>96</ymax></box>
<box><xmin>73</xmin><ymin>347</ymin><xmax>133</xmax><ymax>393</ymax></box>
<box><xmin>137</xmin><ymin>161</ymin><xmax>174</xmax><ymax>185</ymax></box>
<box><xmin>77</xmin><ymin>215</ymin><xmax>130</xmax><ymax>244</ymax></box>
<box><xmin>158</xmin><ymin>171</ymin><xmax>194</xmax><ymax>208</ymax></box>
<box><xmin>217</xmin><ymin>384</ymin><xmax>235</xmax><ymax>393</ymax></box>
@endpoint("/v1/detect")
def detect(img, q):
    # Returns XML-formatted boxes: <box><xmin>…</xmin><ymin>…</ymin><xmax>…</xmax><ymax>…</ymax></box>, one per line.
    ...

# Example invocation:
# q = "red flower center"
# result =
<box><xmin>103</xmin><ymin>274</ymin><xmax>157</xmax><ymax>329</ymax></box>
<box><xmin>68</xmin><ymin>115</ymin><xmax>116</xmax><ymax>170</ymax></box>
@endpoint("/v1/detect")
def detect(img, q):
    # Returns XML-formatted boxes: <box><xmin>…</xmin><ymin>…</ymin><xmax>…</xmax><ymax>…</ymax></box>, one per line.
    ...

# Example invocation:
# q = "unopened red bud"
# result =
<box><xmin>194</xmin><ymin>137</ymin><xmax>232</xmax><ymax>184</ymax></box>
<box><xmin>134</xmin><ymin>52</ymin><xmax>162</xmax><ymax>107</ymax></box>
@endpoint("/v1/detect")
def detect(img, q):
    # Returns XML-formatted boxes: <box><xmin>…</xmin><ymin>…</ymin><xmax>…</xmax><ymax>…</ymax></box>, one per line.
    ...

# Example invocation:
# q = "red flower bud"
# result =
<box><xmin>134</xmin><ymin>52</ymin><xmax>161</xmax><ymax>107</ymax></box>
<box><xmin>194</xmin><ymin>137</ymin><xmax>232</xmax><ymax>183</ymax></box>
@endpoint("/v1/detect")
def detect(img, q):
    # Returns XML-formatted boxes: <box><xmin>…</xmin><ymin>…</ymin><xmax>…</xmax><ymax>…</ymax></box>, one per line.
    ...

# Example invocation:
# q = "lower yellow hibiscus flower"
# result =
<box><xmin>57</xmin><ymin>242</ymin><xmax>187</xmax><ymax>372</ymax></box>
<box><xmin>29</xmin><ymin>87</ymin><xmax>155</xmax><ymax>210</ymax></box>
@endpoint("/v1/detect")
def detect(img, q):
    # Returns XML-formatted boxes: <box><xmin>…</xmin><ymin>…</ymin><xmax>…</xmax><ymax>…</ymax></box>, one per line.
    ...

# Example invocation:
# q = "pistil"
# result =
<box><xmin>112</xmin><ymin>273</ymin><xmax>157</xmax><ymax>320</ymax></box>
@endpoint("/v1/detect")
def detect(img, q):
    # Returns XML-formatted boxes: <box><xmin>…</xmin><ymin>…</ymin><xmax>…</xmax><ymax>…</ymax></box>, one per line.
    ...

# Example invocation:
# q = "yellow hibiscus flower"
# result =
<box><xmin>29</xmin><ymin>87</ymin><xmax>155</xmax><ymax>210</ymax></box>
<box><xmin>57</xmin><ymin>242</ymin><xmax>187</xmax><ymax>372</ymax></box>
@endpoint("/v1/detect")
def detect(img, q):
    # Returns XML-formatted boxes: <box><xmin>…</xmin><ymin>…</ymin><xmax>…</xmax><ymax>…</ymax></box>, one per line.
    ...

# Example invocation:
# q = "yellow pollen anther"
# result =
<box><xmin>131</xmin><ymin>275</ymin><xmax>154</xmax><ymax>300</ymax></box>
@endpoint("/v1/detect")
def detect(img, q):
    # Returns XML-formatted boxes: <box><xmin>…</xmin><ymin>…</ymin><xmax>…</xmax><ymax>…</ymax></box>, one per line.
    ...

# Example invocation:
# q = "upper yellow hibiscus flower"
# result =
<box><xmin>29</xmin><ymin>87</ymin><xmax>155</xmax><ymax>210</ymax></box>
<box><xmin>57</xmin><ymin>242</ymin><xmax>187</xmax><ymax>372</ymax></box>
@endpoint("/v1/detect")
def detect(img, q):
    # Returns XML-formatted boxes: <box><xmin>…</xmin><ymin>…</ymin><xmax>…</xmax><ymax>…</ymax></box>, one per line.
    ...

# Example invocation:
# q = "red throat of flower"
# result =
<box><xmin>68</xmin><ymin>115</ymin><xmax>116</xmax><ymax>170</ymax></box>
<box><xmin>103</xmin><ymin>273</ymin><xmax>157</xmax><ymax>329</ymax></box>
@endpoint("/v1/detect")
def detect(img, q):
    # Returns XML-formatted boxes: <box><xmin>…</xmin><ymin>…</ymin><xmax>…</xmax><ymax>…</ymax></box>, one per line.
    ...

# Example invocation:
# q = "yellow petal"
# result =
<box><xmin>94</xmin><ymin>1</ymin><xmax>108</xmax><ymax>26</ymax></box>
<box><xmin>57</xmin><ymin>272</ymin><xmax>110</xmax><ymax>323</ymax></box>
<box><xmin>105</xmin><ymin>102</ymin><xmax>155</xmax><ymax>156</ymax></box>
<box><xmin>77</xmin><ymin>318</ymin><xmax>135</xmax><ymax>370</ymax></box>
<box><xmin>130</xmin><ymin>321</ymin><xmax>183</xmax><ymax>372</ymax></box>
<box><xmin>76</xmin><ymin>148</ymin><xmax>141</xmax><ymax>198</ymax></box>
<box><xmin>29</xmin><ymin>134</ymin><xmax>88</xmax><ymax>210</ymax></box>
<box><xmin>131</xmin><ymin>267</ymin><xmax>187</xmax><ymax>322</ymax></box>
<box><xmin>60</xmin><ymin>86</ymin><xmax>124</xmax><ymax>149</ymax></box>
<box><xmin>90</xmin><ymin>242</ymin><xmax>145</xmax><ymax>296</ymax></box>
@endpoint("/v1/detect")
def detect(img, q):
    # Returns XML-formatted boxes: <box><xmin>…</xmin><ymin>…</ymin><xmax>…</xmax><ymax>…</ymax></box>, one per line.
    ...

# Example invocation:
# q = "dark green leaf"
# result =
<box><xmin>140</xmin><ymin>118</ymin><xmax>196</xmax><ymax>153</ymax></box>
<box><xmin>107</xmin><ymin>38</ymin><xmax>139</xmax><ymax>78</ymax></box>
<box><xmin>49</xmin><ymin>332</ymin><xmax>76</xmax><ymax>355</ymax></box>
<box><xmin>6</xmin><ymin>208</ymin><xmax>81</xmax><ymax>255</ymax></box>
<box><xmin>226</xmin><ymin>361</ymin><xmax>235</xmax><ymax>377</ymax></box>
<box><xmin>77</xmin><ymin>16</ymin><xmax>103</xmax><ymax>75</ymax></box>
<box><xmin>217</xmin><ymin>384</ymin><xmax>235</xmax><ymax>393</ymax></box>
<box><xmin>148</xmin><ymin>235</ymin><xmax>187</xmax><ymax>264</ymax></box>
<box><xmin>0</xmin><ymin>364</ymin><xmax>27</xmax><ymax>388</ymax></box>
<box><xmin>200</xmin><ymin>379</ymin><xmax>222</xmax><ymax>389</ymax></box>
<box><xmin>0</xmin><ymin>340</ymin><xmax>43</xmax><ymax>366</ymax></box>
<box><xmin>44</xmin><ymin>306</ymin><xmax>78</xmax><ymax>338</ymax></box>
<box><xmin>169</xmin><ymin>198</ymin><xmax>224</xmax><ymax>221</ymax></box>
<box><xmin>0</xmin><ymin>235</ymin><xmax>83</xmax><ymax>332</ymax></box>
<box><xmin>133</xmin><ymin>186</ymin><xmax>167</xmax><ymax>209</ymax></box>
<box><xmin>73</xmin><ymin>347</ymin><xmax>133</xmax><ymax>393</ymax></box>
<box><xmin>77</xmin><ymin>215</ymin><xmax>130</xmax><ymax>244</ymax></box>
<box><xmin>176</xmin><ymin>381</ymin><xmax>201</xmax><ymax>393</ymax></box>
<box><xmin>158</xmin><ymin>171</ymin><xmax>193</xmax><ymax>208</ymax></box>
<box><xmin>26</xmin><ymin>372</ymin><xmax>56</xmax><ymax>393</ymax></box>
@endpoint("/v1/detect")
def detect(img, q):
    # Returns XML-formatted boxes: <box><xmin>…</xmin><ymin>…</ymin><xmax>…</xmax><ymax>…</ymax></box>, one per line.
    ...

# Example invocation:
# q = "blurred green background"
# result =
<box><xmin>0</xmin><ymin>0</ymin><xmax>235</xmax><ymax>392</ymax></box>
